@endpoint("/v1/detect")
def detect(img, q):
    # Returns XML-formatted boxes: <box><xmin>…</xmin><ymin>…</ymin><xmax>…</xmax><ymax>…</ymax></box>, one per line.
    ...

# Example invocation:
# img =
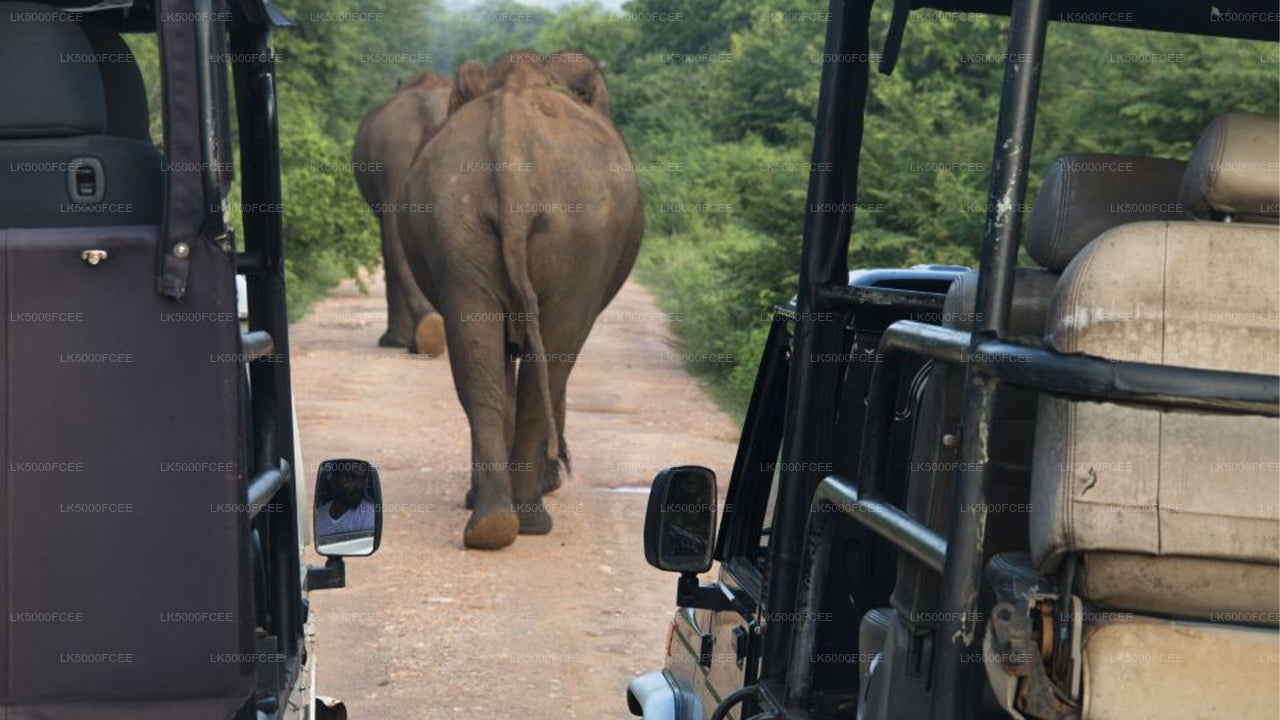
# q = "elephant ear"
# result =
<box><xmin>581</xmin><ymin>67</ymin><xmax>611</xmax><ymax>119</ymax></box>
<box><xmin>552</xmin><ymin>51</ymin><xmax>610</xmax><ymax>119</ymax></box>
<box><xmin>449</xmin><ymin>60</ymin><xmax>489</xmax><ymax>114</ymax></box>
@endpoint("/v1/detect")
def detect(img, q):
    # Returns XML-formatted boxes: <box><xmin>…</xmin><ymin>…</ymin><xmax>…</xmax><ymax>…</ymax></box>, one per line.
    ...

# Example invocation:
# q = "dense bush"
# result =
<box><xmin>596</xmin><ymin>1</ymin><xmax>1277</xmax><ymax>415</ymax></box>
<box><xmin>269</xmin><ymin>0</ymin><xmax>445</xmax><ymax>318</ymax></box>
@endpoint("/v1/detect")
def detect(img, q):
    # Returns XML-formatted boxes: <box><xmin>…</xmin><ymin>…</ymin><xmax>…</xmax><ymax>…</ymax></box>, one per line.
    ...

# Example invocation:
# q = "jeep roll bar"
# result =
<box><xmin>194</xmin><ymin>1</ymin><xmax>305</xmax><ymax>713</ymax></box>
<box><xmin>763</xmin><ymin>0</ymin><xmax>1280</xmax><ymax>717</ymax></box>
<box><xmin>224</xmin><ymin>10</ymin><xmax>306</xmax><ymax>710</ymax></box>
<box><xmin>785</xmin><ymin>319</ymin><xmax>1280</xmax><ymax>702</ymax></box>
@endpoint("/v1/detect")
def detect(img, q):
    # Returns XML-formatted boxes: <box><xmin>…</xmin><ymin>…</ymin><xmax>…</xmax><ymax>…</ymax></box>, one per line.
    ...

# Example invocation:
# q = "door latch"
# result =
<box><xmin>733</xmin><ymin>624</ymin><xmax>750</xmax><ymax>668</ymax></box>
<box><xmin>683</xmin><ymin>607</ymin><xmax>716</xmax><ymax>669</ymax></box>
<box><xmin>699</xmin><ymin>632</ymin><xmax>715</xmax><ymax>668</ymax></box>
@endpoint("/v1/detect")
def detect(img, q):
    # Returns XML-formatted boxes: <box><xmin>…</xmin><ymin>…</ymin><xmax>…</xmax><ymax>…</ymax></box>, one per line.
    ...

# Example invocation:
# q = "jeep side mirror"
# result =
<box><xmin>643</xmin><ymin>465</ymin><xmax>717</xmax><ymax>573</ymax></box>
<box><xmin>314</xmin><ymin>459</ymin><xmax>383</xmax><ymax>557</ymax></box>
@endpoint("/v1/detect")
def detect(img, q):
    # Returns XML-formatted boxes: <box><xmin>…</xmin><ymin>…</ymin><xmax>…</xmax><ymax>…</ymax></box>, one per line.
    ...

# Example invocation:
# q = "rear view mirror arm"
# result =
<box><xmin>305</xmin><ymin>557</ymin><xmax>346</xmax><ymax>591</ymax></box>
<box><xmin>676</xmin><ymin>572</ymin><xmax>753</xmax><ymax>616</ymax></box>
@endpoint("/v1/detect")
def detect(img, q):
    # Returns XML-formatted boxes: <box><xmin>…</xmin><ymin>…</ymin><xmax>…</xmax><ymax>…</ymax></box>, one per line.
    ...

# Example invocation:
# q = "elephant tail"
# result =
<box><xmin>497</xmin><ymin>212</ymin><xmax>558</xmax><ymax>468</ymax></box>
<box><xmin>494</xmin><ymin>90</ymin><xmax>557</xmax><ymax>467</ymax></box>
<box><xmin>558</xmin><ymin>429</ymin><xmax>572</xmax><ymax>476</ymax></box>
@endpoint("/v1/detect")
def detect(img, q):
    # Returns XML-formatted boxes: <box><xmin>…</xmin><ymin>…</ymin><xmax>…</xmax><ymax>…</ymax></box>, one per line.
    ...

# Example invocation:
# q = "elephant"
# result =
<box><xmin>352</xmin><ymin>70</ymin><xmax>451</xmax><ymax>355</ymax></box>
<box><xmin>398</xmin><ymin>50</ymin><xmax>643</xmax><ymax>549</ymax></box>
<box><xmin>454</xmin><ymin>49</ymin><xmax>610</xmax><ymax>503</ymax></box>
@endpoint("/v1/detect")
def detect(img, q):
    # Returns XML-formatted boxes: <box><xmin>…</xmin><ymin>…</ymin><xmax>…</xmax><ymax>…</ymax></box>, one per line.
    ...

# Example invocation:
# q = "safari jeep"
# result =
<box><xmin>629</xmin><ymin>1</ymin><xmax>1280</xmax><ymax>719</ymax></box>
<box><xmin>0</xmin><ymin>2</ymin><xmax>383</xmax><ymax>718</ymax></box>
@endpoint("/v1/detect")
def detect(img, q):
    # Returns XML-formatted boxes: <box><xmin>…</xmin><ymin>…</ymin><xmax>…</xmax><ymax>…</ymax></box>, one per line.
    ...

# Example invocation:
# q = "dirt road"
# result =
<box><xmin>293</xmin><ymin>274</ymin><xmax>739</xmax><ymax>719</ymax></box>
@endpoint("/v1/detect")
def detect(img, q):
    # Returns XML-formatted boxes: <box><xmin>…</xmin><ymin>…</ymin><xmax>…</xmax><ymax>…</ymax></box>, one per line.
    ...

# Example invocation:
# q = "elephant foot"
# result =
<box><xmin>414</xmin><ymin>314</ymin><xmax>446</xmax><ymax>358</ymax></box>
<box><xmin>378</xmin><ymin>328</ymin><xmax>411</xmax><ymax>349</ymax></box>
<box><xmin>464</xmin><ymin>487</ymin><xmax>475</xmax><ymax>510</ymax></box>
<box><xmin>463</xmin><ymin>508</ymin><xmax>518</xmax><ymax>550</ymax></box>
<box><xmin>516</xmin><ymin>505</ymin><xmax>553</xmax><ymax>535</ymax></box>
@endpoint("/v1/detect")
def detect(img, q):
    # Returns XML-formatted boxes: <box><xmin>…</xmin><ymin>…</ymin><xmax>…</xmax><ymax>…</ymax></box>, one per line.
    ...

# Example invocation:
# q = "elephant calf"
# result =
<box><xmin>398</xmin><ymin>50</ymin><xmax>643</xmax><ymax>549</ymax></box>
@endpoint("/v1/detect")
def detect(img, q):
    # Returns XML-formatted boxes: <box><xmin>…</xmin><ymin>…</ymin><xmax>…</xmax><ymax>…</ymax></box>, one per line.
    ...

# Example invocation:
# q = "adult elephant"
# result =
<box><xmin>453</xmin><ymin>49</ymin><xmax>607</xmax><ymax>503</ymax></box>
<box><xmin>352</xmin><ymin>70</ymin><xmax>450</xmax><ymax>355</ymax></box>
<box><xmin>398</xmin><ymin>50</ymin><xmax>642</xmax><ymax>549</ymax></box>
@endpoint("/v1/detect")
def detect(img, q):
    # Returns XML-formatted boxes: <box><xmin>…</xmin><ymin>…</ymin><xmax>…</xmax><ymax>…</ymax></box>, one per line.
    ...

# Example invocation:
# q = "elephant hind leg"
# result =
<box><xmin>538</xmin><ymin>355</ymin><xmax>573</xmax><ymax>495</ymax></box>
<box><xmin>378</xmin><ymin>213</ymin><xmax>414</xmax><ymax>348</ymax></box>
<box><xmin>464</xmin><ymin>352</ymin><xmax>516</xmax><ymax>511</ymax></box>
<box><xmin>510</xmin><ymin>322</ymin><xmax>589</xmax><ymax>533</ymax></box>
<box><xmin>510</xmin><ymin>357</ymin><xmax>555</xmax><ymax>535</ymax></box>
<box><xmin>380</xmin><ymin>210</ymin><xmax>437</xmax><ymax>351</ymax></box>
<box><xmin>443</xmin><ymin>306</ymin><xmax>519</xmax><ymax>550</ymax></box>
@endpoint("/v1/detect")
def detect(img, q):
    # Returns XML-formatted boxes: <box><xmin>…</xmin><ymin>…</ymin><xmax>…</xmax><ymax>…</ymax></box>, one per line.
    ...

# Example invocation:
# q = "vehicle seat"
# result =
<box><xmin>859</xmin><ymin>154</ymin><xmax>1187</xmax><ymax>720</ymax></box>
<box><xmin>0</xmin><ymin>3</ymin><xmax>162</xmax><ymax>228</ymax></box>
<box><xmin>1025</xmin><ymin>112</ymin><xmax>1280</xmax><ymax>719</ymax></box>
<box><xmin>890</xmin><ymin>153</ymin><xmax>1188</xmax><ymax>626</ymax></box>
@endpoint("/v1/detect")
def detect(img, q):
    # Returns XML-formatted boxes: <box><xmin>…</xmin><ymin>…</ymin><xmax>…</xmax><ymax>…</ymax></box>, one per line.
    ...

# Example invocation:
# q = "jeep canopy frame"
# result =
<box><xmin>761</xmin><ymin>0</ymin><xmax>1280</xmax><ymax>717</ymax></box>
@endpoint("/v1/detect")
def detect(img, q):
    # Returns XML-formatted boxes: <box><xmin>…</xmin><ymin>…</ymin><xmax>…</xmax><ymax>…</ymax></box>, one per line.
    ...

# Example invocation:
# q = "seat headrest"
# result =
<box><xmin>1178</xmin><ymin>113</ymin><xmax>1280</xmax><ymax>221</ymax></box>
<box><xmin>1025</xmin><ymin>153</ymin><xmax>1187</xmax><ymax>272</ymax></box>
<box><xmin>0</xmin><ymin>3</ymin><xmax>107</xmax><ymax>138</ymax></box>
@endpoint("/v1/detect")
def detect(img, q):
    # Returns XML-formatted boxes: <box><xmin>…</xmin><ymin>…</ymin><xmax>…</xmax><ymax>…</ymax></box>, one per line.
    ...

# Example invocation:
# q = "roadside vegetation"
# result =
<box><xmin>190</xmin><ymin>1</ymin><xmax>1278</xmax><ymax>409</ymax></box>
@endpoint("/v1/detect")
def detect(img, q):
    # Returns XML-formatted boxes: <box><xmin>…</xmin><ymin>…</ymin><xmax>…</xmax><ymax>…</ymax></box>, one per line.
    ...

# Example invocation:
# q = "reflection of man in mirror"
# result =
<box><xmin>316</xmin><ymin>464</ymin><xmax>376</xmax><ymax>537</ymax></box>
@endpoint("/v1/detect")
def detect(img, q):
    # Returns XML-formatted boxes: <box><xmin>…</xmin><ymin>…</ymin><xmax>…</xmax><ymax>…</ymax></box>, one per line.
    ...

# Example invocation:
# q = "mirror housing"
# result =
<box><xmin>643</xmin><ymin>465</ymin><xmax>717</xmax><ymax>573</ymax></box>
<box><xmin>313</xmin><ymin>459</ymin><xmax>383</xmax><ymax>557</ymax></box>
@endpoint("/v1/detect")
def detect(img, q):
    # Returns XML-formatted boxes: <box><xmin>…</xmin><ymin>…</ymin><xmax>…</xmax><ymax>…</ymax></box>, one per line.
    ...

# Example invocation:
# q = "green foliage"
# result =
<box><xmin>265</xmin><ymin>0</ymin><xmax>441</xmax><ymax>315</ymax></box>
<box><xmin>274</xmin><ymin>88</ymin><xmax>382</xmax><ymax>313</ymax></box>
<box><xmin>124</xmin><ymin>0</ymin><xmax>1274</xmax><ymax>411</ymax></box>
<box><xmin>276</xmin><ymin>0</ymin><xmax>438</xmax><ymax>136</ymax></box>
<box><xmin>635</xmin><ymin>224</ymin><xmax>782</xmax><ymax>416</ymax></box>
<box><xmin>535</xmin><ymin>2</ymin><xmax>637</xmax><ymax>62</ymax></box>
<box><xmin>622</xmin><ymin>0</ymin><xmax>750</xmax><ymax>57</ymax></box>
<box><xmin>711</xmin><ymin>3</ymin><xmax>826</xmax><ymax>144</ymax></box>
<box><xmin>597</xmin><ymin>0</ymin><xmax>1277</xmax><ymax>416</ymax></box>
<box><xmin>125</xmin><ymin>2</ymin><xmax>1280</xmax><ymax>407</ymax></box>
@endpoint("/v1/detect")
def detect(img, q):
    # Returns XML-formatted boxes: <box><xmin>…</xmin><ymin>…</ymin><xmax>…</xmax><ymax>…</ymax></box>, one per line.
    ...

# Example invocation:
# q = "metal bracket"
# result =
<box><xmin>676</xmin><ymin>572</ymin><xmax>753</xmax><ymax>615</ymax></box>
<box><xmin>305</xmin><ymin>557</ymin><xmax>346</xmax><ymax>591</ymax></box>
<box><xmin>986</xmin><ymin>596</ymin><xmax>1079</xmax><ymax>720</ymax></box>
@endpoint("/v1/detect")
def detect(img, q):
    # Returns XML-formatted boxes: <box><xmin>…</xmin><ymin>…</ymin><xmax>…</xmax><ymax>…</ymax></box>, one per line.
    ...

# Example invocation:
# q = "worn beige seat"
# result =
<box><xmin>1028</xmin><ymin>112</ymin><xmax>1280</xmax><ymax>719</ymax></box>
<box><xmin>857</xmin><ymin>153</ymin><xmax>1189</xmax><ymax>719</ymax></box>
<box><xmin>889</xmin><ymin>152</ymin><xmax>1188</xmax><ymax>626</ymax></box>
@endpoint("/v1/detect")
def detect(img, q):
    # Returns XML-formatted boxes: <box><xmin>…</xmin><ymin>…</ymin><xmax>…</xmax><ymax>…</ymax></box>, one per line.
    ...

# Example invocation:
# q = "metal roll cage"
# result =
<box><xmin>189</xmin><ymin>2</ymin><xmax>302</xmax><ymax>716</ymax></box>
<box><xmin>757</xmin><ymin>0</ymin><xmax>1280</xmax><ymax>717</ymax></box>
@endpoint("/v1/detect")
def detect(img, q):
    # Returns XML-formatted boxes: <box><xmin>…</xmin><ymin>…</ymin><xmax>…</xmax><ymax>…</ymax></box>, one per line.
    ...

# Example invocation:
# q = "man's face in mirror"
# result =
<box><xmin>334</xmin><ymin>471</ymin><xmax>367</xmax><ymax>509</ymax></box>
